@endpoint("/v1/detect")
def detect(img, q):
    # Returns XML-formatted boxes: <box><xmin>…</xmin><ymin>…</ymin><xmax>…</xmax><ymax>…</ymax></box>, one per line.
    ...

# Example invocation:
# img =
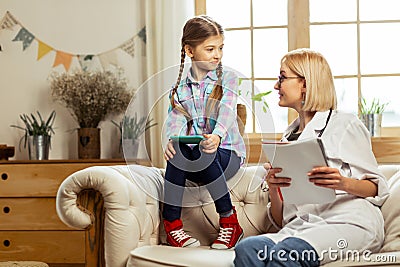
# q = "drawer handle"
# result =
<box><xmin>1</xmin><ymin>173</ymin><xmax>7</xmax><ymax>180</ymax></box>
<box><xmin>3</xmin><ymin>206</ymin><xmax>10</xmax><ymax>213</ymax></box>
<box><xmin>3</xmin><ymin>240</ymin><xmax>10</xmax><ymax>247</ymax></box>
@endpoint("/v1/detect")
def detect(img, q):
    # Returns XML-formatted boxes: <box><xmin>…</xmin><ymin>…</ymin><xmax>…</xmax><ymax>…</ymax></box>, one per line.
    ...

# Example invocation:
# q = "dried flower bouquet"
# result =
<box><xmin>50</xmin><ymin>69</ymin><xmax>133</xmax><ymax>128</ymax></box>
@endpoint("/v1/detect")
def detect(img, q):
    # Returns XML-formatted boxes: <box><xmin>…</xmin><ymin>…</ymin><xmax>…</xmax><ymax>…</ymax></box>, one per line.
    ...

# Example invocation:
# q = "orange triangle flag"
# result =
<box><xmin>53</xmin><ymin>50</ymin><xmax>73</xmax><ymax>71</ymax></box>
<box><xmin>37</xmin><ymin>41</ymin><xmax>53</xmax><ymax>60</ymax></box>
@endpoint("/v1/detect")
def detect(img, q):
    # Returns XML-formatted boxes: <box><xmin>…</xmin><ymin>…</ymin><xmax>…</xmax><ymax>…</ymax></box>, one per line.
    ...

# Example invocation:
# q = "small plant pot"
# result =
<box><xmin>28</xmin><ymin>135</ymin><xmax>50</xmax><ymax>160</ymax></box>
<box><xmin>122</xmin><ymin>139</ymin><xmax>139</xmax><ymax>159</ymax></box>
<box><xmin>360</xmin><ymin>114</ymin><xmax>382</xmax><ymax>137</ymax></box>
<box><xmin>78</xmin><ymin>128</ymin><xmax>101</xmax><ymax>159</ymax></box>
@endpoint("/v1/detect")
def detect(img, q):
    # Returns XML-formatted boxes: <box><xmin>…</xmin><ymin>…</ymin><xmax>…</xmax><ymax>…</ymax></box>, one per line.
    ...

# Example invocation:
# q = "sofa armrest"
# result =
<box><xmin>378</xmin><ymin>165</ymin><xmax>400</xmax><ymax>181</ymax></box>
<box><xmin>56</xmin><ymin>165</ymin><xmax>164</xmax><ymax>267</ymax></box>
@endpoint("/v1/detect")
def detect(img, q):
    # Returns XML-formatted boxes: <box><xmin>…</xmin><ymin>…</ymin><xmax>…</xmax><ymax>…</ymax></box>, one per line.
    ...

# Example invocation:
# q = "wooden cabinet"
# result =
<box><xmin>0</xmin><ymin>159</ymin><xmax>145</xmax><ymax>266</ymax></box>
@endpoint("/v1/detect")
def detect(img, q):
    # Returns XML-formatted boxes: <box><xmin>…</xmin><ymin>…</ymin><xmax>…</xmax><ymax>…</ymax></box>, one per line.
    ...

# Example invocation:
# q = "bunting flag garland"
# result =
<box><xmin>12</xmin><ymin>27</ymin><xmax>35</xmax><ymax>50</ymax></box>
<box><xmin>0</xmin><ymin>11</ymin><xmax>18</xmax><ymax>30</ymax></box>
<box><xmin>138</xmin><ymin>26</ymin><xmax>146</xmax><ymax>44</ymax></box>
<box><xmin>0</xmin><ymin>11</ymin><xmax>147</xmax><ymax>71</ymax></box>
<box><xmin>53</xmin><ymin>50</ymin><xmax>73</xmax><ymax>71</ymax></box>
<box><xmin>77</xmin><ymin>54</ymin><xmax>95</xmax><ymax>71</ymax></box>
<box><xmin>37</xmin><ymin>40</ymin><xmax>52</xmax><ymax>60</ymax></box>
<box><xmin>119</xmin><ymin>36</ymin><xmax>135</xmax><ymax>58</ymax></box>
<box><xmin>98</xmin><ymin>51</ymin><xmax>119</xmax><ymax>67</ymax></box>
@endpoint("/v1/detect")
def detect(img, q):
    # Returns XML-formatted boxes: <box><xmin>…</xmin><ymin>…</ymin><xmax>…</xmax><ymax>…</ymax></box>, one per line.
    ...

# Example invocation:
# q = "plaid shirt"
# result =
<box><xmin>166</xmin><ymin>68</ymin><xmax>246</xmax><ymax>162</ymax></box>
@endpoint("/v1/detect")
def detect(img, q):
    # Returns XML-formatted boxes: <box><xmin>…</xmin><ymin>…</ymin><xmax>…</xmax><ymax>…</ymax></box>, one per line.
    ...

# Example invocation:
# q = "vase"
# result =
<box><xmin>122</xmin><ymin>138</ymin><xmax>139</xmax><ymax>160</ymax></box>
<box><xmin>78</xmin><ymin>128</ymin><xmax>101</xmax><ymax>159</ymax></box>
<box><xmin>237</xmin><ymin>104</ymin><xmax>247</xmax><ymax>136</ymax></box>
<box><xmin>28</xmin><ymin>135</ymin><xmax>50</xmax><ymax>160</ymax></box>
<box><xmin>360</xmin><ymin>114</ymin><xmax>382</xmax><ymax>137</ymax></box>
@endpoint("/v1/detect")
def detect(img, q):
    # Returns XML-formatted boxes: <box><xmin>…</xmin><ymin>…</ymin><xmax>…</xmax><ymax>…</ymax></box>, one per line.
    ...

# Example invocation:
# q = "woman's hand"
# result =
<box><xmin>264</xmin><ymin>163</ymin><xmax>291</xmax><ymax>190</ymax></box>
<box><xmin>164</xmin><ymin>140</ymin><xmax>176</xmax><ymax>161</ymax></box>
<box><xmin>201</xmin><ymin>134</ymin><xmax>221</xmax><ymax>153</ymax></box>
<box><xmin>308</xmin><ymin>166</ymin><xmax>350</xmax><ymax>191</ymax></box>
<box><xmin>263</xmin><ymin>163</ymin><xmax>288</xmax><ymax>228</ymax></box>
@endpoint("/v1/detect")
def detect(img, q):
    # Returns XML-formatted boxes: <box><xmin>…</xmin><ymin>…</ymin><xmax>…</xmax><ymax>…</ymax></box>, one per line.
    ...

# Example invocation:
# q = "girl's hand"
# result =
<box><xmin>164</xmin><ymin>140</ymin><xmax>176</xmax><ymax>161</ymax></box>
<box><xmin>308</xmin><ymin>166</ymin><xmax>349</xmax><ymax>191</ymax></box>
<box><xmin>264</xmin><ymin>163</ymin><xmax>291</xmax><ymax>189</ymax></box>
<box><xmin>201</xmin><ymin>134</ymin><xmax>221</xmax><ymax>154</ymax></box>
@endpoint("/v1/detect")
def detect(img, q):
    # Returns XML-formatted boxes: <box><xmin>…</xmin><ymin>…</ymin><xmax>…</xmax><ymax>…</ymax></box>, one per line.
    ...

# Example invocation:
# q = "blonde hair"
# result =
<box><xmin>282</xmin><ymin>48</ymin><xmax>337</xmax><ymax>111</ymax></box>
<box><xmin>171</xmin><ymin>15</ymin><xmax>224</xmax><ymax>134</ymax></box>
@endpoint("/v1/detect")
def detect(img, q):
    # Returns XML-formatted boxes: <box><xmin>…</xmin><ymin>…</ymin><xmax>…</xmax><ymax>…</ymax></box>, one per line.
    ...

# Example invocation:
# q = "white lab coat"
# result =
<box><xmin>264</xmin><ymin>110</ymin><xmax>389</xmax><ymax>264</ymax></box>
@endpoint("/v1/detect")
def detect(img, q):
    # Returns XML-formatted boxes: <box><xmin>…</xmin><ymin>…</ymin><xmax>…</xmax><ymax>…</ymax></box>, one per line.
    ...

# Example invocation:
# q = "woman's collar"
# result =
<box><xmin>283</xmin><ymin>110</ymin><xmax>335</xmax><ymax>140</ymax></box>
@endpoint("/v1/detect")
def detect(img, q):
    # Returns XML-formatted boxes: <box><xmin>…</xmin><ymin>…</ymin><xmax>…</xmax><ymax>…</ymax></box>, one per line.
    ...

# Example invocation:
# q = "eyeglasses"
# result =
<box><xmin>277</xmin><ymin>75</ymin><xmax>304</xmax><ymax>86</ymax></box>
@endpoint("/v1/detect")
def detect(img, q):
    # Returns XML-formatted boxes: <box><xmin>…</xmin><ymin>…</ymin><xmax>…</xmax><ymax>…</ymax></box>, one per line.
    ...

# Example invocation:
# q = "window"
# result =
<box><xmin>196</xmin><ymin>0</ymin><xmax>400</xmax><ymax>135</ymax></box>
<box><xmin>199</xmin><ymin>0</ymin><xmax>289</xmax><ymax>134</ymax></box>
<box><xmin>309</xmin><ymin>0</ymin><xmax>400</xmax><ymax>127</ymax></box>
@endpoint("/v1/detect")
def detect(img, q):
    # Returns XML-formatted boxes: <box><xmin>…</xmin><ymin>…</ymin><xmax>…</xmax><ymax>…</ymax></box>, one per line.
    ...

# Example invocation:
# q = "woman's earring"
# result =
<box><xmin>301</xmin><ymin>93</ymin><xmax>305</xmax><ymax>106</ymax></box>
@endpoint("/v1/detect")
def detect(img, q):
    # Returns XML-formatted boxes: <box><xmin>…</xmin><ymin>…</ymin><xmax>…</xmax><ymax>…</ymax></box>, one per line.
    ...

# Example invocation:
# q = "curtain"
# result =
<box><xmin>143</xmin><ymin>0</ymin><xmax>195</xmax><ymax>167</ymax></box>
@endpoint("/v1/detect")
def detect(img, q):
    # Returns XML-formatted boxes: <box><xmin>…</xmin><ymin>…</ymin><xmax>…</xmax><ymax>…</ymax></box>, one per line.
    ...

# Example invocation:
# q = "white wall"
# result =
<box><xmin>0</xmin><ymin>0</ymin><xmax>145</xmax><ymax>159</ymax></box>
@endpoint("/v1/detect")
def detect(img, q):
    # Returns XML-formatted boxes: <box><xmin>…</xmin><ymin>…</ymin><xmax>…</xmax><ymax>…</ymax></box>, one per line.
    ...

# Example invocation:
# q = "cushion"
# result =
<box><xmin>127</xmin><ymin>245</ymin><xmax>234</xmax><ymax>267</ymax></box>
<box><xmin>380</xmin><ymin>170</ymin><xmax>400</xmax><ymax>252</ymax></box>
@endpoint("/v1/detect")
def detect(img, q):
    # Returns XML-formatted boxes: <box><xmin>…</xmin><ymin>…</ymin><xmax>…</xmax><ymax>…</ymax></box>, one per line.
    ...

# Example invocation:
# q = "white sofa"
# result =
<box><xmin>56</xmin><ymin>164</ymin><xmax>400</xmax><ymax>267</ymax></box>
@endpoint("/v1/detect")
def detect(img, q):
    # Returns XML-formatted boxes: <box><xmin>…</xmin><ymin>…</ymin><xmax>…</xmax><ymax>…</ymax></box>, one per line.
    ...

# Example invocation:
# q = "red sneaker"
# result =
<box><xmin>211</xmin><ymin>208</ymin><xmax>243</xmax><ymax>249</ymax></box>
<box><xmin>163</xmin><ymin>219</ymin><xmax>200</xmax><ymax>248</ymax></box>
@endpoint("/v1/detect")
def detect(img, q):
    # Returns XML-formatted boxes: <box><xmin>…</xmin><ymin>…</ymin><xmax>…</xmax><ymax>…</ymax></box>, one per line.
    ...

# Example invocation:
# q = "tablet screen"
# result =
<box><xmin>170</xmin><ymin>135</ymin><xmax>205</xmax><ymax>144</ymax></box>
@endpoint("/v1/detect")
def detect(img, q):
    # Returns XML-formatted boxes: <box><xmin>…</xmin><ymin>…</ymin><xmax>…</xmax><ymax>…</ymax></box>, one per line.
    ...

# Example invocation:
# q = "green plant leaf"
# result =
<box><xmin>10</xmin><ymin>110</ymin><xmax>56</xmax><ymax>150</ymax></box>
<box><xmin>121</xmin><ymin>113</ymin><xmax>157</xmax><ymax>140</ymax></box>
<box><xmin>359</xmin><ymin>97</ymin><xmax>388</xmax><ymax>115</ymax></box>
<box><xmin>252</xmin><ymin>91</ymin><xmax>272</xmax><ymax>101</ymax></box>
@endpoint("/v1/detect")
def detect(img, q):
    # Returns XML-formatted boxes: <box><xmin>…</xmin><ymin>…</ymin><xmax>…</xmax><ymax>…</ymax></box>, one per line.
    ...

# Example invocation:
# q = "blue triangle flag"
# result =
<box><xmin>138</xmin><ymin>26</ymin><xmax>146</xmax><ymax>44</ymax></box>
<box><xmin>12</xmin><ymin>28</ymin><xmax>35</xmax><ymax>50</ymax></box>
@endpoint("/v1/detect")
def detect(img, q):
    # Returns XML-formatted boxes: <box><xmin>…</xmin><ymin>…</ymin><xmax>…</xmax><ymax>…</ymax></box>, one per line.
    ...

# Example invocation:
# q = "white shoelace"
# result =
<box><xmin>170</xmin><ymin>229</ymin><xmax>191</xmax><ymax>243</ymax></box>
<box><xmin>216</xmin><ymin>227</ymin><xmax>233</xmax><ymax>243</ymax></box>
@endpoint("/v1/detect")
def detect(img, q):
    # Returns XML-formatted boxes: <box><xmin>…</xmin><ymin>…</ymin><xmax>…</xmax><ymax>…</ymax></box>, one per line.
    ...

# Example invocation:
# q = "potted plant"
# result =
<box><xmin>237</xmin><ymin>78</ymin><xmax>272</xmax><ymax>135</ymax></box>
<box><xmin>10</xmin><ymin>110</ymin><xmax>56</xmax><ymax>160</ymax></box>
<box><xmin>112</xmin><ymin>113</ymin><xmax>157</xmax><ymax>159</ymax></box>
<box><xmin>49</xmin><ymin>68</ymin><xmax>133</xmax><ymax>159</ymax></box>
<box><xmin>359</xmin><ymin>97</ymin><xmax>388</xmax><ymax>137</ymax></box>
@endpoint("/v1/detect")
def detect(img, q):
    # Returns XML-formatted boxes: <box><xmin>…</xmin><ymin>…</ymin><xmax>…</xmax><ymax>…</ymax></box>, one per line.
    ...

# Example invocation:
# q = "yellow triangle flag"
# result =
<box><xmin>53</xmin><ymin>50</ymin><xmax>73</xmax><ymax>71</ymax></box>
<box><xmin>37</xmin><ymin>41</ymin><xmax>53</xmax><ymax>60</ymax></box>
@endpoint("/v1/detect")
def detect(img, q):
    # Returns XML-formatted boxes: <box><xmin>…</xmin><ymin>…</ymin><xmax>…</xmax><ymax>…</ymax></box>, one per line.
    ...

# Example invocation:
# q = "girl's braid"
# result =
<box><xmin>205</xmin><ymin>62</ymin><xmax>223</xmax><ymax>130</ymax></box>
<box><xmin>170</xmin><ymin>46</ymin><xmax>193</xmax><ymax>134</ymax></box>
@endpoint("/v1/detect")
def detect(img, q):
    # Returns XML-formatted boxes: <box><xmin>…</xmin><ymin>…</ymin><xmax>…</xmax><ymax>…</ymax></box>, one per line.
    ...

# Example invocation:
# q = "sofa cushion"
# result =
<box><xmin>128</xmin><ymin>246</ymin><xmax>400</xmax><ymax>267</ymax></box>
<box><xmin>158</xmin><ymin>166</ymin><xmax>275</xmax><ymax>247</ymax></box>
<box><xmin>127</xmin><ymin>245</ymin><xmax>234</xmax><ymax>267</ymax></box>
<box><xmin>380</xmin><ymin>169</ymin><xmax>400</xmax><ymax>252</ymax></box>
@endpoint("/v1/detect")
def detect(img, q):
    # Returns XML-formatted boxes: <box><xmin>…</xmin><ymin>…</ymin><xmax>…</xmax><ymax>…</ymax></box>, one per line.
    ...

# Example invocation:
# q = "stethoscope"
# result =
<box><xmin>284</xmin><ymin>108</ymin><xmax>333</xmax><ymax>140</ymax></box>
<box><xmin>317</xmin><ymin>108</ymin><xmax>333</xmax><ymax>137</ymax></box>
<box><xmin>260</xmin><ymin>108</ymin><xmax>333</xmax><ymax>192</ymax></box>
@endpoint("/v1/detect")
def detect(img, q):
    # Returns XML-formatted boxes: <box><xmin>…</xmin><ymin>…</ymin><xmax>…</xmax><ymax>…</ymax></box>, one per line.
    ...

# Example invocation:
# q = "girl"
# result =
<box><xmin>234</xmin><ymin>48</ymin><xmax>389</xmax><ymax>266</ymax></box>
<box><xmin>162</xmin><ymin>15</ymin><xmax>246</xmax><ymax>250</ymax></box>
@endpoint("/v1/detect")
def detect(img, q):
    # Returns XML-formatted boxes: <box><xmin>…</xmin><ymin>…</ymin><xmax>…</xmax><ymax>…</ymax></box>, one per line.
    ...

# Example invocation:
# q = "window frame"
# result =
<box><xmin>195</xmin><ymin>0</ymin><xmax>400</xmax><ymax>163</ymax></box>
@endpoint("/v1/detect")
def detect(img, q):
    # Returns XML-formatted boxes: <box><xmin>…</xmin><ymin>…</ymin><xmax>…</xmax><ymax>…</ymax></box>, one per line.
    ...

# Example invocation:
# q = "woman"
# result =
<box><xmin>234</xmin><ymin>48</ymin><xmax>389</xmax><ymax>266</ymax></box>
